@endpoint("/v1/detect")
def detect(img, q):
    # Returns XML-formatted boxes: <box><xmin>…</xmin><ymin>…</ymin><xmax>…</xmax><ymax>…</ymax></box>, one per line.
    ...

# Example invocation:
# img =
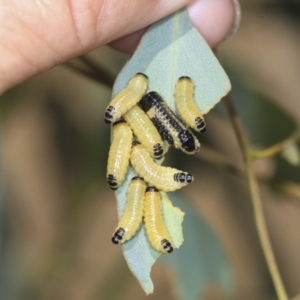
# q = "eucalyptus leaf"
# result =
<box><xmin>281</xmin><ymin>143</ymin><xmax>300</xmax><ymax>166</ymax></box>
<box><xmin>111</xmin><ymin>7</ymin><xmax>231</xmax><ymax>293</ymax></box>
<box><xmin>162</xmin><ymin>193</ymin><xmax>233</xmax><ymax>300</ymax></box>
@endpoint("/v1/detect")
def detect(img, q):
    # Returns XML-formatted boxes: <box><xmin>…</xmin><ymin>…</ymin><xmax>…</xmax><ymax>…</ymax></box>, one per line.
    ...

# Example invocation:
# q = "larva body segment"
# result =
<box><xmin>112</xmin><ymin>177</ymin><xmax>146</xmax><ymax>244</ymax></box>
<box><xmin>139</xmin><ymin>92</ymin><xmax>200</xmax><ymax>154</ymax></box>
<box><xmin>105</xmin><ymin>73</ymin><xmax>148</xmax><ymax>124</ymax></box>
<box><xmin>130</xmin><ymin>142</ymin><xmax>193</xmax><ymax>192</ymax></box>
<box><xmin>107</xmin><ymin>120</ymin><xmax>133</xmax><ymax>190</ymax></box>
<box><xmin>143</xmin><ymin>186</ymin><xmax>173</xmax><ymax>254</ymax></box>
<box><xmin>175</xmin><ymin>77</ymin><xmax>206</xmax><ymax>133</ymax></box>
<box><xmin>123</xmin><ymin>105</ymin><xmax>164</xmax><ymax>159</ymax></box>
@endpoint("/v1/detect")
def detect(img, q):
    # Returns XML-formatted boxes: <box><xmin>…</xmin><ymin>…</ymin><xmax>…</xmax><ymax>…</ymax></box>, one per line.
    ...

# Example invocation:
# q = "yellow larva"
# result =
<box><xmin>130</xmin><ymin>142</ymin><xmax>193</xmax><ymax>192</ymax></box>
<box><xmin>139</xmin><ymin>92</ymin><xmax>201</xmax><ymax>154</ymax></box>
<box><xmin>112</xmin><ymin>177</ymin><xmax>146</xmax><ymax>244</ymax></box>
<box><xmin>107</xmin><ymin>120</ymin><xmax>133</xmax><ymax>190</ymax></box>
<box><xmin>143</xmin><ymin>186</ymin><xmax>173</xmax><ymax>253</ymax></box>
<box><xmin>175</xmin><ymin>76</ymin><xmax>206</xmax><ymax>133</ymax></box>
<box><xmin>123</xmin><ymin>105</ymin><xmax>164</xmax><ymax>159</ymax></box>
<box><xmin>105</xmin><ymin>73</ymin><xmax>148</xmax><ymax>124</ymax></box>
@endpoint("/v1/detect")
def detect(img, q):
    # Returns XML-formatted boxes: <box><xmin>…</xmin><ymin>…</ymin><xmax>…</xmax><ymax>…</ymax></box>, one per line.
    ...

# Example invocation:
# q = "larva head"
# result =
<box><xmin>132</xmin><ymin>140</ymin><xmax>141</xmax><ymax>147</ymax></box>
<box><xmin>161</xmin><ymin>239</ymin><xmax>173</xmax><ymax>253</ymax></box>
<box><xmin>178</xmin><ymin>76</ymin><xmax>191</xmax><ymax>81</ymax></box>
<box><xmin>178</xmin><ymin>130</ymin><xmax>201</xmax><ymax>154</ymax></box>
<box><xmin>195</xmin><ymin>117</ymin><xmax>206</xmax><ymax>133</ymax></box>
<box><xmin>145</xmin><ymin>186</ymin><xmax>158</xmax><ymax>193</ymax></box>
<box><xmin>136</xmin><ymin>72</ymin><xmax>148</xmax><ymax>79</ymax></box>
<box><xmin>131</xmin><ymin>176</ymin><xmax>143</xmax><ymax>181</ymax></box>
<box><xmin>104</xmin><ymin>106</ymin><xmax>115</xmax><ymax>124</ymax></box>
<box><xmin>112</xmin><ymin>228</ymin><xmax>125</xmax><ymax>244</ymax></box>
<box><xmin>174</xmin><ymin>172</ymin><xmax>194</xmax><ymax>183</ymax></box>
<box><xmin>107</xmin><ymin>174</ymin><xmax>118</xmax><ymax>190</ymax></box>
<box><xmin>186</xmin><ymin>173</ymin><xmax>194</xmax><ymax>183</ymax></box>
<box><xmin>139</xmin><ymin>91</ymin><xmax>163</xmax><ymax>112</ymax></box>
<box><xmin>153</xmin><ymin>143</ymin><xmax>164</xmax><ymax>159</ymax></box>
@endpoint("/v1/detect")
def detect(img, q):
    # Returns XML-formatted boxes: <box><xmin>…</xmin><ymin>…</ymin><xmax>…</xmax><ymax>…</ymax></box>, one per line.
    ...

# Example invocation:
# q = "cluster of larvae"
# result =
<box><xmin>105</xmin><ymin>73</ymin><xmax>206</xmax><ymax>254</ymax></box>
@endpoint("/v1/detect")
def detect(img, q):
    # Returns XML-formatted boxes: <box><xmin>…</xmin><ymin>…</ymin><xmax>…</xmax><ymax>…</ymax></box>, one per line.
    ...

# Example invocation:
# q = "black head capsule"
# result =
<box><xmin>146</xmin><ymin>186</ymin><xmax>159</xmax><ymax>193</ymax></box>
<box><xmin>139</xmin><ymin>91</ymin><xmax>163</xmax><ymax>112</ymax></box>
<box><xmin>105</xmin><ymin>106</ymin><xmax>115</xmax><ymax>124</ymax></box>
<box><xmin>132</xmin><ymin>140</ymin><xmax>141</xmax><ymax>147</ymax></box>
<box><xmin>195</xmin><ymin>117</ymin><xmax>206</xmax><ymax>133</ymax></box>
<box><xmin>136</xmin><ymin>72</ymin><xmax>148</xmax><ymax>79</ymax></box>
<box><xmin>161</xmin><ymin>239</ymin><xmax>173</xmax><ymax>253</ymax></box>
<box><xmin>179</xmin><ymin>76</ymin><xmax>191</xmax><ymax>80</ymax></box>
<box><xmin>112</xmin><ymin>228</ymin><xmax>125</xmax><ymax>244</ymax></box>
<box><xmin>107</xmin><ymin>174</ymin><xmax>118</xmax><ymax>190</ymax></box>
<box><xmin>179</xmin><ymin>130</ymin><xmax>196</xmax><ymax>153</ymax></box>
<box><xmin>186</xmin><ymin>173</ymin><xmax>194</xmax><ymax>183</ymax></box>
<box><xmin>173</xmin><ymin>172</ymin><xmax>194</xmax><ymax>183</ymax></box>
<box><xmin>131</xmin><ymin>176</ymin><xmax>143</xmax><ymax>181</ymax></box>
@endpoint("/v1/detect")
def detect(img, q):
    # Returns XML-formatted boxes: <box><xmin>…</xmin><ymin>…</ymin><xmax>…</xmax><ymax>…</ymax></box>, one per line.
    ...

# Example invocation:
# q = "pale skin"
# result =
<box><xmin>0</xmin><ymin>0</ymin><xmax>237</xmax><ymax>94</ymax></box>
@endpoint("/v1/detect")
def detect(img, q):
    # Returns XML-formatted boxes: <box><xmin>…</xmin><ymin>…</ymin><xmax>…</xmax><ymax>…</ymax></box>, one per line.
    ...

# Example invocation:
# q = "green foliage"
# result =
<box><xmin>162</xmin><ymin>192</ymin><xmax>233</xmax><ymax>300</ymax></box>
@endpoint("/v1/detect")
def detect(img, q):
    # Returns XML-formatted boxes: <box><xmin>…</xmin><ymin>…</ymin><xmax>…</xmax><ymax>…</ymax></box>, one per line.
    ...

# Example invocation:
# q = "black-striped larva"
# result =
<box><xmin>175</xmin><ymin>76</ymin><xmax>206</xmax><ymax>133</ymax></box>
<box><xmin>112</xmin><ymin>177</ymin><xmax>146</xmax><ymax>244</ymax></box>
<box><xmin>104</xmin><ymin>73</ymin><xmax>148</xmax><ymax>124</ymax></box>
<box><xmin>107</xmin><ymin>120</ymin><xmax>133</xmax><ymax>190</ymax></box>
<box><xmin>130</xmin><ymin>142</ymin><xmax>193</xmax><ymax>192</ymax></box>
<box><xmin>143</xmin><ymin>186</ymin><xmax>173</xmax><ymax>253</ymax></box>
<box><xmin>123</xmin><ymin>105</ymin><xmax>164</xmax><ymax>159</ymax></box>
<box><xmin>139</xmin><ymin>91</ymin><xmax>200</xmax><ymax>154</ymax></box>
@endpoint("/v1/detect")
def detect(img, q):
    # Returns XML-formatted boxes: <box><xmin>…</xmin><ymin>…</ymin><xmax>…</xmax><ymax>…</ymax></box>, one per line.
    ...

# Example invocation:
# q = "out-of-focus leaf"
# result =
<box><xmin>111</xmin><ymin>7</ymin><xmax>231</xmax><ymax>293</ymax></box>
<box><xmin>230</xmin><ymin>84</ymin><xmax>296</xmax><ymax>147</ymax></box>
<box><xmin>0</xmin><ymin>84</ymin><xmax>28</xmax><ymax>118</ymax></box>
<box><xmin>115</xmin><ymin>168</ymin><xmax>184</xmax><ymax>294</ymax></box>
<box><xmin>162</xmin><ymin>193</ymin><xmax>233</xmax><ymax>300</ymax></box>
<box><xmin>281</xmin><ymin>143</ymin><xmax>300</xmax><ymax>166</ymax></box>
<box><xmin>217</xmin><ymin>75</ymin><xmax>300</xmax><ymax>183</ymax></box>
<box><xmin>275</xmin><ymin>182</ymin><xmax>300</xmax><ymax>200</ymax></box>
<box><xmin>291</xmin><ymin>294</ymin><xmax>300</xmax><ymax>300</ymax></box>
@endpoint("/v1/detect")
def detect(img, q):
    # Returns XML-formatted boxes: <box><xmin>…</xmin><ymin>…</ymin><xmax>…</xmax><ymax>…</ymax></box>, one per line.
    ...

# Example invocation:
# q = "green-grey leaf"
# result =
<box><xmin>111</xmin><ymin>7</ymin><xmax>231</xmax><ymax>294</ymax></box>
<box><xmin>291</xmin><ymin>294</ymin><xmax>300</xmax><ymax>300</ymax></box>
<box><xmin>162</xmin><ymin>193</ymin><xmax>234</xmax><ymax>300</ymax></box>
<box><xmin>281</xmin><ymin>143</ymin><xmax>300</xmax><ymax>166</ymax></box>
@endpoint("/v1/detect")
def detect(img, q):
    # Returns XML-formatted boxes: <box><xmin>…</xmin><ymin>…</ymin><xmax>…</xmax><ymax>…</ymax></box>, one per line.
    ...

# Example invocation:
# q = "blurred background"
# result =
<box><xmin>1</xmin><ymin>0</ymin><xmax>300</xmax><ymax>299</ymax></box>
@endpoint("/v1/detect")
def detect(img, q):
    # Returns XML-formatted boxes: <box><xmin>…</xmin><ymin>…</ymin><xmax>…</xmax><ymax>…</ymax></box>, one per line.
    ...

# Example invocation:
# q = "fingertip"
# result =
<box><xmin>108</xmin><ymin>28</ymin><xmax>147</xmax><ymax>54</ymax></box>
<box><xmin>187</xmin><ymin>0</ymin><xmax>238</xmax><ymax>48</ymax></box>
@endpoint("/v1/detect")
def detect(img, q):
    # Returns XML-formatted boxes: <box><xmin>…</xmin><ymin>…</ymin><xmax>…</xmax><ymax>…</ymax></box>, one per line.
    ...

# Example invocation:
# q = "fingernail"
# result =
<box><xmin>225</xmin><ymin>0</ymin><xmax>242</xmax><ymax>40</ymax></box>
